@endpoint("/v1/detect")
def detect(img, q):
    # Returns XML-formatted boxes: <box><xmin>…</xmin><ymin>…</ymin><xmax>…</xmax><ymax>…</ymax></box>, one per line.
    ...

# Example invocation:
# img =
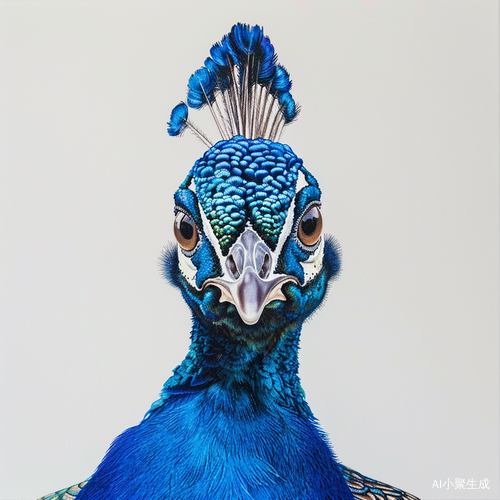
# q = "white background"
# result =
<box><xmin>1</xmin><ymin>2</ymin><xmax>498</xmax><ymax>499</ymax></box>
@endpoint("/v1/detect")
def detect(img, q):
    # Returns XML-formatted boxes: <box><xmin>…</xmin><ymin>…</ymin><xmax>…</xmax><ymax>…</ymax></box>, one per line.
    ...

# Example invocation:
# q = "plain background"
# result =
<box><xmin>1</xmin><ymin>1</ymin><xmax>498</xmax><ymax>499</ymax></box>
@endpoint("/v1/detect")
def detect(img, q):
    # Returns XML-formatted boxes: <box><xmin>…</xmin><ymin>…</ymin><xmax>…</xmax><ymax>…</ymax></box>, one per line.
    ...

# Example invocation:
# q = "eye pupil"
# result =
<box><xmin>180</xmin><ymin>220</ymin><xmax>194</xmax><ymax>240</ymax></box>
<box><xmin>301</xmin><ymin>216</ymin><xmax>317</xmax><ymax>236</ymax></box>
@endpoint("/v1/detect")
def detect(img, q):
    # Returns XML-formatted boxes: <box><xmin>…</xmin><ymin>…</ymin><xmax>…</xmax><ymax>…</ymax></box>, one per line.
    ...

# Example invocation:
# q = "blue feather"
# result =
<box><xmin>279</xmin><ymin>92</ymin><xmax>298</xmax><ymax>123</ymax></box>
<box><xmin>229</xmin><ymin>23</ymin><xmax>263</xmax><ymax>58</ymax></box>
<box><xmin>204</xmin><ymin>57</ymin><xmax>221</xmax><ymax>77</ymax></box>
<box><xmin>170</xmin><ymin>24</ymin><xmax>300</xmax><ymax>141</ymax></box>
<box><xmin>210</xmin><ymin>26</ymin><xmax>275</xmax><ymax>86</ymax></box>
<box><xmin>187</xmin><ymin>67</ymin><xmax>217</xmax><ymax>109</ymax></box>
<box><xmin>204</xmin><ymin>57</ymin><xmax>231</xmax><ymax>92</ymax></box>
<box><xmin>167</xmin><ymin>102</ymin><xmax>188</xmax><ymax>136</ymax></box>
<box><xmin>167</xmin><ymin>101</ymin><xmax>212</xmax><ymax>147</ymax></box>
<box><xmin>271</xmin><ymin>64</ymin><xmax>292</xmax><ymax>94</ymax></box>
<box><xmin>255</xmin><ymin>35</ymin><xmax>277</xmax><ymax>84</ymax></box>
<box><xmin>209</xmin><ymin>42</ymin><xmax>229</xmax><ymax>67</ymax></box>
<box><xmin>221</xmin><ymin>34</ymin><xmax>239</xmax><ymax>66</ymax></box>
<box><xmin>228</xmin><ymin>23</ymin><xmax>263</xmax><ymax>61</ymax></box>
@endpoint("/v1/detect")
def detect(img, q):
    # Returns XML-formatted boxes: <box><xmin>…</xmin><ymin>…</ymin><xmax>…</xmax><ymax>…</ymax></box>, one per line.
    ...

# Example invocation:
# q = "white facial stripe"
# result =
<box><xmin>273</xmin><ymin>196</ymin><xmax>296</xmax><ymax>272</ymax></box>
<box><xmin>185</xmin><ymin>177</ymin><xmax>195</xmax><ymax>192</ymax></box>
<box><xmin>273</xmin><ymin>168</ymin><xmax>311</xmax><ymax>268</ymax></box>
<box><xmin>296</xmin><ymin>169</ymin><xmax>309</xmax><ymax>192</ymax></box>
<box><xmin>177</xmin><ymin>246</ymin><xmax>198</xmax><ymax>288</ymax></box>
<box><xmin>300</xmin><ymin>237</ymin><xmax>324</xmax><ymax>285</ymax></box>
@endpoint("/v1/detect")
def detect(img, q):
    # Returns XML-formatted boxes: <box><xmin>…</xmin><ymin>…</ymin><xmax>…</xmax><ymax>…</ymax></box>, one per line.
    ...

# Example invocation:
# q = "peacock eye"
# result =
<box><xmin>297</xmin><ymin>205</ymin><xmax>323</xmax><ymax>247</ymax></box>
<box><xmin>174</xmin><ymin>211</ymin><xmax>199</xmax><ymax>252</ymax></box>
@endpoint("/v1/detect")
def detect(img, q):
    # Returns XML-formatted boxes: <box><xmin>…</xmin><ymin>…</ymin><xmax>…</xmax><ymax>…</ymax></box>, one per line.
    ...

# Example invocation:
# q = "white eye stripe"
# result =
<box><xmin>177</xmin><ymin>245</ymin><xmax>198</xmax><ymax>288</ymax></box>
<box><xmin>295</xmin><ymin>169</ymin><xmax>309</xmax><ymax>192</ymax></box>
<box><xmin>299</xmin><ymin>236</ymin><xmax>324</xmax><ymax>285</ymax></box>
<box><xmin>185</xmin><ymin>176</ymin><xmax>195</xmax><ymax>192</ymax></box>
<box><xmin>273</xmin><ymin>196</ymin><xmax>295</xmax><ymax>269</ymax></box>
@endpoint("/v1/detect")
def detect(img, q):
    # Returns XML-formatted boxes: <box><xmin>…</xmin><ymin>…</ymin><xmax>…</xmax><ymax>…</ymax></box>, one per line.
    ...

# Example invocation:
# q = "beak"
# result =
<box><xmin>203</xmin><ymin>229</ymin><xmax>298</xmax><ymax>325</ymax></box>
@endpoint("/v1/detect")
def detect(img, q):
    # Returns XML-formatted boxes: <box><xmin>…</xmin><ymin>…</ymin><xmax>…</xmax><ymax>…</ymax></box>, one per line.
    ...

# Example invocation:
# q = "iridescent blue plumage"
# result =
<box><xmin>187</xmin><ymin>68</ymin><xmax>217</xmax><ymax>109</ymax></box>
<box><xmin>279</xmin><ymin>91</ymin><xmax>298</xmax><ymax>123</ymax></box>
<box><xmin>39</xmin><ymin>22</ymin><xmax>419</xmax><ymax>500</ymax></box>
<box><xmin>171</xmin><ymin>23</ymin><xmax>297</xmax><ymax>144</ymax></box>
<box><xmin>272</xmin><ymin>65</ymin><xmax>292</xmax><ymax>93</ymax></box>
<box><xmin>75</xmin><ymin>239</ymin><xmax>348</xmax><ymax>499</ymax></box>
<box><xmin>73</xmin><ymin>125</ymin><xmax>351</xmax><ymax>498</ymax></box>
<box><xmin>192</xmin><ymin>136</ymin><xmax>302</xmax><ymax>253</ymax></box>
<box><xmin>167</xmin><ymin>102</ymin><xmax>188</xmax><ymax>136</ymax></box>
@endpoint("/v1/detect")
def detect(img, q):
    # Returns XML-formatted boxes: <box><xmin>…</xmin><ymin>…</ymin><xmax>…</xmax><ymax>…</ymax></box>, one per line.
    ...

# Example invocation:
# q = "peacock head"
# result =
<box><xmin>163</xmin><ymin>24</ymin><xmax>340</xmax><ymax>346</ymax></box>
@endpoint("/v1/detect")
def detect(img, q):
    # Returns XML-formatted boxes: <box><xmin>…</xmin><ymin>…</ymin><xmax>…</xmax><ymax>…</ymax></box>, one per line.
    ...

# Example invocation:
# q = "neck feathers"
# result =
<box><xmin>147</xmin><ymin>319</ymin><xmax>310</xmax><ymax>417</ymax></box>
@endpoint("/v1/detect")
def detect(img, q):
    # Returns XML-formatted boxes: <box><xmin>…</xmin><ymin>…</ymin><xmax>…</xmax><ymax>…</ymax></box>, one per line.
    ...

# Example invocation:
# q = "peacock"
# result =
<box><xmin>39</xmin><ymin>23</ymin><xmax>419</xmax><ymax>500</ymax></box>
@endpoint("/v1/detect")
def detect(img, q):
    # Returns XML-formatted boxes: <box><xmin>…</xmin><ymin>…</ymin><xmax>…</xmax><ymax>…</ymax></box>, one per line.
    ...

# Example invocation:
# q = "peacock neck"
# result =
<box><xmin>151</xmin><ymin>317</ymin><xmax>311</xmax><ymax>416</ymax></box>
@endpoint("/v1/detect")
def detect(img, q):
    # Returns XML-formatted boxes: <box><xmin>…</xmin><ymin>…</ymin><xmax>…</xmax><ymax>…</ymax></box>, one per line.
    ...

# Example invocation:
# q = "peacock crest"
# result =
<box><xmin>167</xmin><ymin>23</ymin><xmax>299</xmax><ymax>146</ymax></box>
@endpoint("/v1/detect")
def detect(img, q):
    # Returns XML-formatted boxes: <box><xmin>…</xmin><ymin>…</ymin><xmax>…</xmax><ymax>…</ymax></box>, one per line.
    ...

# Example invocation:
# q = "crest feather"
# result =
<box><xmin>168</xmin><ymin>23</ymin><xmax>299</xmax><ymax>145</ymax></box>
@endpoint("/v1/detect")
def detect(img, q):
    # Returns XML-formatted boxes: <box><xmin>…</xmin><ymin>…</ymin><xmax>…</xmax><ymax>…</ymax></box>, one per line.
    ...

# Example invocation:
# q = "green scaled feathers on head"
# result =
<box><xmin>167</xmin><ymin>23</ymin><xmax>300</xmax><ymax>146</ymax></box>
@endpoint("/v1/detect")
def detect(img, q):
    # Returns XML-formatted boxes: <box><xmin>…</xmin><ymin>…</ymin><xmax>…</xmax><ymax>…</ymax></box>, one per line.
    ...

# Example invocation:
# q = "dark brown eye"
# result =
<box><xmin>297</xmin><ymin>205</ymin><xmax>323</xmax><ymax>247</ymax></box>
<box><xmin>174</xmin><ymin>212</ymin><xmax>198</xmax><ymax>252</ymax></box>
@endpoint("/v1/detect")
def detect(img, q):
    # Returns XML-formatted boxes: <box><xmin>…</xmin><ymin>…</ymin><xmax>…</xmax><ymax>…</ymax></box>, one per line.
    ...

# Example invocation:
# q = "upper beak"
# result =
<box><xmin>203</xmin><ymin>229</ymin><xmax>298</xmax><ymax>325</ymax></box>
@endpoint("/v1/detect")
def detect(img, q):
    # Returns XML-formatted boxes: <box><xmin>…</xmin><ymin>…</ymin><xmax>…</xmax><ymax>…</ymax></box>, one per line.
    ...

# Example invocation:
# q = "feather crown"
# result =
<box><xmin>167</xmin><ymin>23</ymin><xmax>299</xmax><ymax>147</ymax></box>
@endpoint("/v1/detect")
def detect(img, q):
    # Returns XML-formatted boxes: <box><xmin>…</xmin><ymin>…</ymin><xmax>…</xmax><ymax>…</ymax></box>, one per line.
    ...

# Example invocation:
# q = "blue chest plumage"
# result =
<box><xmin>77</xmin><ymin>324</ymin><xmax>353</xmax><ymax>500</ymax></box>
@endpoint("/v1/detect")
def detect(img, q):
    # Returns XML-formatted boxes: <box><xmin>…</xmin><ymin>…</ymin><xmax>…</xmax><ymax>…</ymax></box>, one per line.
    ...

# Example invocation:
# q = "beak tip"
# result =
<box><xmin>240</xmin><ymin>315</ymin><xmax>261</xmax><ymax>326</ymax></box>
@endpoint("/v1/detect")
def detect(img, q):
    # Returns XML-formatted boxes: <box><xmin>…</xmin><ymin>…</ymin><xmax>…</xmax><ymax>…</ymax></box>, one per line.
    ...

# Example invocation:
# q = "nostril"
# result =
<box><xmin>259</xmin><ymin>253</ymin><xmax>271</xmax><ymax>279</ymax></box>
<box><xmin>226</xmin><ymin>255</ymin><xmax>241</xmax><ymax>280</ymax></box>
